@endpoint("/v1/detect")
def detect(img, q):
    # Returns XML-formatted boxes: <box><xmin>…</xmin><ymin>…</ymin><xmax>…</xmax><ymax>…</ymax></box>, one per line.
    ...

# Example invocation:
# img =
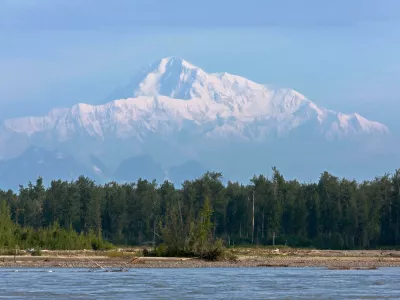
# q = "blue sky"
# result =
<box><xmin>1</xmin><ymin>0</ymin><xmax>399</xmax><ymax>130</ymax></box>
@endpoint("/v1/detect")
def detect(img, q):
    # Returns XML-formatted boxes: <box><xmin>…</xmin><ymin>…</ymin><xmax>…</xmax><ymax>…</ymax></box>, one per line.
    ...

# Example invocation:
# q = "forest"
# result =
<box><xmin>1</xmin><ymin>168</ymin><xmax>400</xmax><ymax>251</ymax></box>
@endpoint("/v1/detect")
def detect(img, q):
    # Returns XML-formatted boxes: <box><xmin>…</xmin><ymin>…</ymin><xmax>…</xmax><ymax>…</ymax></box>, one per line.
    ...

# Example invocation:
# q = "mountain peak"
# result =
<box><xmin>118</xmin><ymin>56</ymin><xmax>208</xmax><ymax>100</ymax></box>
<box><xmin>155</xmin><ymin>56</ymin><xmax>197</xmax><ymax>71</ymax></box>
<box><xmin>110</xmin><ymin>56</ymin><xmax>273</xmax><ymax>103</ymax></box>
<box><xmin>105</xmin><ymin>56</ymin><xmax>203</xmax><ymax>102</ymax></box>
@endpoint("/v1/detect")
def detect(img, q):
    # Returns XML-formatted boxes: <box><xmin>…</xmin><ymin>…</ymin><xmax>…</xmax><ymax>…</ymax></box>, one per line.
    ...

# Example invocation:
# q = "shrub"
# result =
<box><xmin>154</xmin><ymin>198</ymin><xmax>229</xmax><ymax>261</ymax></box>
<box><xmin>31</xmin><ymin>248</ymin><xmax>42</xmax><ymax>256</ymax></box>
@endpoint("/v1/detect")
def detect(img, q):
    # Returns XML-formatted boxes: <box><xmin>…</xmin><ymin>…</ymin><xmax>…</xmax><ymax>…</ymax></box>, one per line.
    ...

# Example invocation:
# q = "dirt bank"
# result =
<box><xmin>1</xmin><ymin>248</ymin><xmax>400</xmax><ymax>269</ymax></box>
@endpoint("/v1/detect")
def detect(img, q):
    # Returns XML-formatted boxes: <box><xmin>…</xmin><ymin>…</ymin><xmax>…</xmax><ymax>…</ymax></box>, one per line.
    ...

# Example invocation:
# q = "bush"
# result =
<box><xmin>91</xmin><ymin>239</ymin><xmax>100</xmax><ymax>250</ymax></box>
<box><xmin>31</xmin><ymin>248</ymin><xmax>42</xmax><ymax>256</ymax></box>
<box><xmin>196</xmin><ymin>238</ymin><xmax>225</xmax><ymax>261</ymax></box>
<box><xmin>156</xmin><ymin>197</ymin><xmax>229</xmax><ymax>261</ymax></box>
<box><xmin>142</xmin><ymin>248</ymin><xmax>153</xmax><ymax>257</ymax></box>
<box><xmin>155</xmin><ymin>244</ymin><xmax>168</xmax><ymax>257</ymax></box>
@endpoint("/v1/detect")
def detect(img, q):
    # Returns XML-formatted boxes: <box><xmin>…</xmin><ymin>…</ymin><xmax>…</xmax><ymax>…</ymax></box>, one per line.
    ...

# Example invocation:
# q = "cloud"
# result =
<box><xmin>2</xmin><ymin>0</ymin><xmax>400</xmax><ymax>31</ymax></box>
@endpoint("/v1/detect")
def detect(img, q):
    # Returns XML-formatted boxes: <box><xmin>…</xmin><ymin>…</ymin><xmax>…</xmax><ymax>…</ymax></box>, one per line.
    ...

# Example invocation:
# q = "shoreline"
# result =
<box><xmin>2</xmin><ymin>249</ymin><xmax>400</xmax><ymax>269</ymax></box>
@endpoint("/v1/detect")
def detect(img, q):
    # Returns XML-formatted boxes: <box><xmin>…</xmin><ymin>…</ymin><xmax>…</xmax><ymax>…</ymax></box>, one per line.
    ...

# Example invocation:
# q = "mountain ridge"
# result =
<box><xmin>0</xmin><ymin>57</ymin><xmax>393</xmax><ymax>187</ymax></box>
<box><xmin>0</xmin><ymin>57</ymin><xmax>389</xmax><ymax>146</ymax></box>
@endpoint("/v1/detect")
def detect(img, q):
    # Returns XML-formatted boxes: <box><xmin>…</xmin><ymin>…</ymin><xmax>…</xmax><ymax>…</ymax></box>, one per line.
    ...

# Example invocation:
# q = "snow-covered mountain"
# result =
<box><xmin>0</xmin><ymin>57</ymin><xmax>392</xmax><ymax>187</ymax></box>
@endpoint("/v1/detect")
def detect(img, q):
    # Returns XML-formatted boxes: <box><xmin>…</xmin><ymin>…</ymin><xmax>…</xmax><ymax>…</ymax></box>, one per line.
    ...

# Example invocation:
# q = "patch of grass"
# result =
<box><xmin>229</xmin><ymin>245</ymin><xmax>292</xmax><ymax>257</ymax></box>
<box><xmin>0</xmin><ymin>249</ymin><xmax>26</xmax><ymax>256</ymax></box>
<box><xmin>229</xmin><ymin>244</ymin><xmax>290</xmax><ymax>249</ymax></box>
<box><xmin>105</xmin><ymin>250</ymin><xmax>138</xmax><ymax>258</ymax></box>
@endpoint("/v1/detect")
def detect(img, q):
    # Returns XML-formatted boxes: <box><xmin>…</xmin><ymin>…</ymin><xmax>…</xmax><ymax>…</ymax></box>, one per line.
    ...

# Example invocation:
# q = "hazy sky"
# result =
<box><xmin>1</xmin><ymin>0</ymin><xmax>399</xmax><ymax>130</ymax></box>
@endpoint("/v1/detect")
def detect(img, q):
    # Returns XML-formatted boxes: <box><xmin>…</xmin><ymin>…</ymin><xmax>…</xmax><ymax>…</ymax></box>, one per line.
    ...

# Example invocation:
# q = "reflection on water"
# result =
<box><xmin>1</xmin><ymin>267</ymin><xmax>400</xmax><ymax>299</ymax></box>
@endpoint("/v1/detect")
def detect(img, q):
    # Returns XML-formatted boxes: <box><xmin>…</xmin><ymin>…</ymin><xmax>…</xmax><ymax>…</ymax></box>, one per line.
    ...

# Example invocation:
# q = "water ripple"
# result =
<box><xmin>0</xmin><ymin>267</ymin><xmax>400</xmax><ymax>299</ymax></box>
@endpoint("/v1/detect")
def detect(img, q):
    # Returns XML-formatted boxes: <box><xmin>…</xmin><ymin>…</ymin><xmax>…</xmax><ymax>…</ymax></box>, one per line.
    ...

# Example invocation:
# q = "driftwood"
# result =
<box><xmin>84</xmin><ymin>254</ymin><xmax>142</xmax><ymax>272</ymax></box>
<box><xmin>84</xmin><ymin>257</ymin><xmax>104</xmax><ymax>269</ymax></box>
<box><xmin>126</xmin><ymin>256</ymin><xmax>141</xmax><ymax>265</ymax></box>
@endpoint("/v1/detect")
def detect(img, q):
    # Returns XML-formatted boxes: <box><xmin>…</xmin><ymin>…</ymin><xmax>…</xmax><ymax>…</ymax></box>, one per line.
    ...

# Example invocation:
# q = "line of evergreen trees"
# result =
<box><xmin>1</xmin><ymin>168</ymin><xmax>400</xmax><ymax>250</ymax></box>
<box><xmin>0</xmin><ymin>198</ymin><xmax>111</xmax><ymax>250</ymax></box>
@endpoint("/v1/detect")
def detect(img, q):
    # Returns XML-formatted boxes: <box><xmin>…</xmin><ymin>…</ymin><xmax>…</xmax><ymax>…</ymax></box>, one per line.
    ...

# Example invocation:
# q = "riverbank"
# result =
<box><xmin>2</xmin><ymin>248</ymin><xmax>400</xmax><ymax>269</ymax></box>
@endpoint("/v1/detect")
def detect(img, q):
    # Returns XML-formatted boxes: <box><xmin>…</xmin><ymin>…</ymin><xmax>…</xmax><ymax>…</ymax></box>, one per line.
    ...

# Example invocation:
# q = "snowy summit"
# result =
<box><xmin>1</xmin><ymin>57</ymin><xmax>388</xmax><ymax>145</ymax></box>
<box><xmin>0</xmin><ymin>57</ymin><xmax>391</xmax><ymax>186</ymax></box>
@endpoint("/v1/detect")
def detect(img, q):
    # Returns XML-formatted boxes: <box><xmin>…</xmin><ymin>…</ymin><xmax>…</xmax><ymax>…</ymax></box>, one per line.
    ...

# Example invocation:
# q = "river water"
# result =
<box><xmin>1</xmin><ymin>267</ymin><xmax>400</xmax><ymax>299</ymax></box>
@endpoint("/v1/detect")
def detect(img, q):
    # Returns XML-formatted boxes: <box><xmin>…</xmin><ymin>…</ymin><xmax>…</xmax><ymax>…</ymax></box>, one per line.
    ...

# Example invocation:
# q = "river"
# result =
<box><xmin>1</xmin><ymin>267</ymin><xmax>400</xmax><ymax>299</ymax></box>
